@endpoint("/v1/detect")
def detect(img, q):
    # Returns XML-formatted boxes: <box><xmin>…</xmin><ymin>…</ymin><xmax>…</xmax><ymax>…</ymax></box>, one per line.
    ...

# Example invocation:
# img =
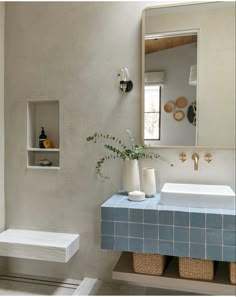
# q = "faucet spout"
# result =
<box><xmin>192</xmin><ymin>153</ymin><xmax>199</xmax><ymax>171</ymax></box>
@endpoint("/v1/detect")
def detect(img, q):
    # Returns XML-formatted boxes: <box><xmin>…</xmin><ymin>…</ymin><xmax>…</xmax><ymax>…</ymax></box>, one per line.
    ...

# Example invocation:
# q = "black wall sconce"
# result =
<box><xmin>118</xmin><ymin>68</ymin><xmax>133</xmax><ymax>93</ymax></box>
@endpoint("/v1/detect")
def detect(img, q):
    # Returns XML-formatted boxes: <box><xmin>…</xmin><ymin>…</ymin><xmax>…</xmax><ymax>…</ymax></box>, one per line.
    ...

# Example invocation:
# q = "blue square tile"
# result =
<box><xmin>144</xmin><ymin>209</ymin><xmax>158</xmax><ymax>224</ymax></box>
<box><xmin>159</xmin><ymin>211</ymin><xmax>173</xmax><ymax>225</ymax></box>
<box><xmin>206</xmin><ymin>245</ymin><xmax>222</xmax><ymax>261</ymax></box>
<box><xmin>222</xmin><ymin>209</ymin><xmax>235</xmax><ymax>215</ymax></box>
<box><xmin>174</xmin><ymin>227</ymin><xmax>189</xmax><ymax>242</ymax></box>
<box><xmin>130</xmin><ymin>201</ymin><xmax>146</xmax><ymax>209</ymax></box>
<box><xmin>223</xmin><ymin>246</ymin><xmax>236</xmax><ymax>262</ymax></box>
<box><xmin>159</xmin><ymin>241</ymin><xmax>173</xmax><ymax>256</ymax></box>
<box><xmin>159</xmin><ymin>225</ymin><xmax>173</xmax><ymax>241</ymax></box>
<box><xmin>223</xmin><ymin>230</ymin><xmax>236</xmax><ymax>246</ymax></box>
<box><xmin>129</xmin><ymin>238</ymin><xmax>143</xmax><ymax>253</ymax></box>
<box><xmin>116</xmin><ymin>199</ymin><xmax>130</xmax><ymax>206</ymax></box>
<box><xmin>190</xmin><ymin>213</ymin><xmax>205</xmax><ymax>228</ymax></box>
<box><xmin>115</xmin><ymin>222</ymin><xmax>128</xmax><ymax>236</ymax></box>
<box><xmin>114</xmin><ymin>208</ymin><xmax>128</xmax><ymax>222</ymax></box>
<box><xmin>190</xmin><ymin>228</ymin><xmax>205</xmax><ymax>244</ymax></box>
<box><xmin>130</xmin><ymin>209</ymin><xmax>143</xmax><ymax>223</ymax></box>
<box><xmin>174</xmin><ymin>206</ymin><xmax>190</xmax><ymax>212</ymax></box>
<box><xmin>189</xmin><ymin>207</ymin><xmax>205</xmax><ymax>214</ymax></box>
<box><xmin>190</xmin><ymin>243</ymin><xmax>205</xmax><ymax>259</ymax></box>
<box><xmin>101</xmin><ymin>235</ymin><xmax>114</xmax><ymax>249</ymax></box>
<box><xmin>101</xmin><ymin>221</ymin><xmax>114</xmax><ymax>236</ymax></box>
<box><xmin>101</xmin><ymin>207</ymin><xmax>114</xmax><ymax>221</ymax></box>
<box><xmin>114</xmin><ymin>236</ymin><xmax>128</xmax><ymax>251</ymax></box>
<box><xmin>207</xmin><ymin>214</ymin><xmax>222</xmax><ymax>229</ymax></box>
<box><xmin>158</xmin><ymin>205</ymin><xmax>174</xmax><ymax>211</ymax></box>
<box><xmin>207</xmin><ymin>208</ymin><xmax>221</xmax><ymax>214</ymax></box>
<box><xmin>144</xmin><ymin>239</ymin><xmax>159</xmax><ymax>254</ymax></box>
<box><xmin>174</xmin><ymin>211</ymin><xmax>189</xmax><ymax>227</ymax></box>
<box><xmin>144</xmin><ymin>224</ymin><xmax>158</xmax><ymax>239</ymax></box>
<box><xmin>129</xmin><ymin>223</ymin><xmax>143</xmax><ymax>238</ymax></box>
<box><xmin>207</xmin><ymin>229</ymin><xmax>222</xmax><ymax>245</ymax></box>
<box><xmin>117</xmin><ymin>203</ymin><xmax>131</xmax><ymax>208</ymax></box>
<box><xmin>108</xmin><ymin>195</ymin><xmax>123</xmax><ymax>202</ymax></box>
<box><xmin>174</xmin><ymin>242</ymin><xmax>189</xmax><ymax>257</ymax></box>
<box><xmin>223</xmin><ymin>215</ymin><xmax>236</xmax><ymax>231</ymax></box>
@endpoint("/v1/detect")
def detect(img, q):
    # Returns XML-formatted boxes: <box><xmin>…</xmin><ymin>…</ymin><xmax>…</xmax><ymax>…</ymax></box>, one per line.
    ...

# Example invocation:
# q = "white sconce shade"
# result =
<box><xmin>120</xmin><ymin>68</ymin><xmax>130</xmax><ymax>81</ymax></box>
<box><xmin>118</xmin><ymin>68</ymin><xmax>133</xmax><ymax>92</ymax></box>
<box><xmin>189</xmin><ymin>64</ymin><xmax>197</xmax><ymax>86</ymax></box>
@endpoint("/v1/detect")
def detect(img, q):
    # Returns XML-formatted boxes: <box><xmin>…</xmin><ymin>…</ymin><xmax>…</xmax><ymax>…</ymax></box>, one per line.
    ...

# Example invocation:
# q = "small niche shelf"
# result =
<box><xmin>27</xmin><ymin>99</ymin><xmax>60</xmax><ymax>169</ymax></box>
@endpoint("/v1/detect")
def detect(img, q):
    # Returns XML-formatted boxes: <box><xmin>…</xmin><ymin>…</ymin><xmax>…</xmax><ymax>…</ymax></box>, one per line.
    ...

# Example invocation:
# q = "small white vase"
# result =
<box><xmin>122</xmin><ymin>159</ymin><xmax>140</xmax><ymax>193</ymax></box>
<box><xmin>142</xmin><ymin>167</ymin><xmax>156</xmax><ymax>197</ymax></box>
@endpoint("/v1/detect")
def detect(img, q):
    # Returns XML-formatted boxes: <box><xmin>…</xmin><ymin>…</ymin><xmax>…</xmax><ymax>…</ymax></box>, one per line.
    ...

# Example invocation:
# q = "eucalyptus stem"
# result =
<box><xmin>86</xmin><ymin>129</ymin><xmax>172</xmax><ymax>179</ymax></box>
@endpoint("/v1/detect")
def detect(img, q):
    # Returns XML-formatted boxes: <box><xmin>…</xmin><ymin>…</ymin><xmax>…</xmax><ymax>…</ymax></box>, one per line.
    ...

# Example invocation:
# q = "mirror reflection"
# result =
<box><xmin>144</xmin><ymin>32</ymin><xmax>198</xmax><ymax>146</ymax></box>
<box><xmin>142</xmin><ymin>2</ymin><xmax>235</xmax><ymax>148</ymax></box>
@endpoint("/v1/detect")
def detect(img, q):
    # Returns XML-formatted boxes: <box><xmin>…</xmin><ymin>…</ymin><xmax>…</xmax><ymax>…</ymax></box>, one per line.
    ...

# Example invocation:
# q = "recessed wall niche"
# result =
<box><xmin>27</xmin><ymin>99</ymin><xmax>60</xmax><ymax>169</ymax></box>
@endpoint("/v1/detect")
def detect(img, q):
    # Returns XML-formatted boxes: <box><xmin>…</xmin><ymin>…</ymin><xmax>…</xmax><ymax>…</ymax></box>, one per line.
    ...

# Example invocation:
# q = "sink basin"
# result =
<box><xmin>160</xmin><ymin>183</ymin><xmax>236</xmax><ymax>209</ymax></box>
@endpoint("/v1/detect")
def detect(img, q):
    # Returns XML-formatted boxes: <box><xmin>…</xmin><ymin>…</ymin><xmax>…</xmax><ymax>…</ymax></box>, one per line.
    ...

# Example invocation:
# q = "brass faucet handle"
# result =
<box><xmin>204</xmin><ymin>153</ymin><xmax>213</xmax><ymax>163</ymax></box>
<box><xmin>179</xmin><ymin>153</ymin><xmax>187</xmax><ymax>162</ymax></box>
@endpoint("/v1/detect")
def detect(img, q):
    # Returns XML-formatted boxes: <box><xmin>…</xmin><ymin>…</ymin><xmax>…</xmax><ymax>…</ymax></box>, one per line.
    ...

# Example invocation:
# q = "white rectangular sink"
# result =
<box><xmin>160</xmin><ymin>183</ymin><xmax>236</xmax><ymax>209</ymax></box>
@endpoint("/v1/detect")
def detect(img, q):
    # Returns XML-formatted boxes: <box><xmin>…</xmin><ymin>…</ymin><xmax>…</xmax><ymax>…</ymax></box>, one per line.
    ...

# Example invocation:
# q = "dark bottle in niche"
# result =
<box><xmin>39</xmin><ymin>127</ymin><xmax>47</xmax><ymax>148</ymax></box>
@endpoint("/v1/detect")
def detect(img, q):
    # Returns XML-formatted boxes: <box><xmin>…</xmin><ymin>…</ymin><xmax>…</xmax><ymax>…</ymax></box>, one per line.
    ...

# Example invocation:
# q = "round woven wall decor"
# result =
<box><xmin>176</xmin><ymin>96</ymin><xmax>188</xmax><ymax>108</ymax></box>
<box><xmin>164</xmin><ymin>101</ymin><xmax>175</xmax><ymax>113</ymax></box>
<box><xmin>173</xmin><ymin>110</ymin><xmax>185</xmax><ymax>121</ymax></box>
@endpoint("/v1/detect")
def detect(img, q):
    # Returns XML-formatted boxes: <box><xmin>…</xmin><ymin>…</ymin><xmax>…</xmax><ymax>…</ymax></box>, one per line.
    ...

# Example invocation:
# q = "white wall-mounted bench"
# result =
<box><xmin>0</xmin><ymin>229</ymin><xmax>80</xmax><ymax>263</ymax></box>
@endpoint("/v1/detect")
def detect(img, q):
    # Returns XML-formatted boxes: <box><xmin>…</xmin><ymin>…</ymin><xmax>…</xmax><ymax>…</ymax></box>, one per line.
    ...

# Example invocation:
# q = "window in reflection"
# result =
<box><xmin>144</xmin><ymin>85</ymin><xmax>161</xmax><ymax>141</ymax></box>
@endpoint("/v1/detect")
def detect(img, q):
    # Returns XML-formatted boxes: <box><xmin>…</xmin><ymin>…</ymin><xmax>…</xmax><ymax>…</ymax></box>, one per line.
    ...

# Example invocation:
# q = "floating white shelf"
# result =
<box><xmin>27</xmin><ymin>148</ymin><xmax>60</xmax><ymax>152</ymax></box>
<box><xmin>0</xmin><ymin>229</ymin><xmax>79</xmax><ymax>263</ymax></box>
<box><xmin>27</xmin><ymin>166</ymin><xmax>60</xmax><ymax>170</ymax></box>
<box><xmin>112</xmin><ymin>252</ymin><xmax>235</xmax><ymax>296</ymax></box>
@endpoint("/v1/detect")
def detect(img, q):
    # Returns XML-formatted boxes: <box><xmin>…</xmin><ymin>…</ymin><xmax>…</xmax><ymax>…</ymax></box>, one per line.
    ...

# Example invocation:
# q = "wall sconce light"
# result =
<box><xmin>118</xmin><ymin>68</ymin><xmax>133</xmax><ymax>92</ymax></box>
<box><xmin>189</xmin><ymin>64</ymin><xmax>197</xmax><ymax>86</ymax></box>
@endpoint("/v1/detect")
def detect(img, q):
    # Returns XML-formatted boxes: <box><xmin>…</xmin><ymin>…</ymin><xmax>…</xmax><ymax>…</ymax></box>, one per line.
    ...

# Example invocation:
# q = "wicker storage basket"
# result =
<box><xmin>229</xmin><ymin>262</ymin><xmax>236</xmax><ymax>284</ymax></box>
<box><xmin>179</xmin><ymin>257</ymin><xmax>214</xmax><ymax>281</ymax></box>
<box><xmin>133</xmin><ymin>253</ymin><xmax>166</xmax><ymax>276</ymax></box>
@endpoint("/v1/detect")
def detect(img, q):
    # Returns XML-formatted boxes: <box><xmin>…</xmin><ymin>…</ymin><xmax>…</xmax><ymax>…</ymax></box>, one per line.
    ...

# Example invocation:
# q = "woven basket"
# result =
<box><xmin>179</xmin><ymin>257</ymin><xmax>214</xmax><ymax>281</ymax></box>
<box><xmin>229</xmin><ymin>262</ymin><xmax>236</xmax><ymax>284</ymax></box>
<box><xmin>133</xmin><ymin>253</ymin><xmax>166</xmax><ymax>276</ymax></box>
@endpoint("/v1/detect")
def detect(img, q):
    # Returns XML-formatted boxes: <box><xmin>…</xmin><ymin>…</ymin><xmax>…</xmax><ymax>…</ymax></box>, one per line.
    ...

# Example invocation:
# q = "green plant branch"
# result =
<box><xmin>87</xmin><ymin>130</ymin><xmax>172</xmax><ymax>179</ymax></box>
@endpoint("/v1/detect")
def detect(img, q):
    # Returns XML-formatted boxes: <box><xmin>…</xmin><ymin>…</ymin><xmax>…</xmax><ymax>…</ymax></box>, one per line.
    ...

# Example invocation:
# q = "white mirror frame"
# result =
<box><xmin>141</xmin><ymin>1</ymin><xmax>235</xmax><ymax>151</ymax></box>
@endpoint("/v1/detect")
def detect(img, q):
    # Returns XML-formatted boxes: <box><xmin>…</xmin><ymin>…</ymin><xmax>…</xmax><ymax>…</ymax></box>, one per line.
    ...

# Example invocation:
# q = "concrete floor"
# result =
<box><xmin>0</xmin><ymin>279</ymin><xmax>75</xmax><ymax>295</ymax></box>
<box><xmin>0</xmin><ymin>277</ymin><xmax>200</xmax><ymax>296</ymax></box>
<box><xmin>95</xmin><ymin>281</ymin><xmax>200</xmax><ymax>295</ymax></box>
<box><xmin>0</xmin><ymin>275</ymin><xmax>78</xmax><ymax>296</ymax></box>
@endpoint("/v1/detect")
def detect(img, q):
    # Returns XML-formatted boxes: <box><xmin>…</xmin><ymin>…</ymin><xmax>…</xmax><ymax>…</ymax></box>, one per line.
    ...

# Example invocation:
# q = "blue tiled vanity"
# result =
<box><xmin>101</xmin><ymin>194</ymin><xmax>236</xmax><ymax>262</ymax></box>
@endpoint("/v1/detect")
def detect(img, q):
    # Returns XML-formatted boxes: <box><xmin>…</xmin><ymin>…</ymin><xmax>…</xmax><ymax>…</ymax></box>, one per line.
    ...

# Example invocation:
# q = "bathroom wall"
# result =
<box><xmin>4</xmin><ymin>1</ymin><xmax>235</xmax><ymax>281</ymax></box>
<box><xmin>0</xmin><ymin>2</ymin><xmax>4</xmax><ymax>233</ymax></box>
<box><xmin>145</xmin><ymin>43</ymin><xmax>197</xmax><ymax>146</ymax></box>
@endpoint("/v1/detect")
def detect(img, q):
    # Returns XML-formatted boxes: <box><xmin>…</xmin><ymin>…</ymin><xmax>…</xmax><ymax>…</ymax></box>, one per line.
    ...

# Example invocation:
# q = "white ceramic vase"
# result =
<box><xmin>142</xmin><ymin>167</ymin><xmax>156</xmax><ymax>197</ymax></box>
<box><xmin>122</xmin><ymin>159</ymin><xmax>140</xmax><ymax>193</ymax></box>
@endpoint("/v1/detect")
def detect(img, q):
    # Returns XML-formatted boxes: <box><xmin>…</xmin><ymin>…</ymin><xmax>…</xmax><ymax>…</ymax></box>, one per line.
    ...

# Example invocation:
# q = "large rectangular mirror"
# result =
<box><xmin>142</xmin><ymin>2</ymin><xmax>235</xmax><ymax>148</ymax></box>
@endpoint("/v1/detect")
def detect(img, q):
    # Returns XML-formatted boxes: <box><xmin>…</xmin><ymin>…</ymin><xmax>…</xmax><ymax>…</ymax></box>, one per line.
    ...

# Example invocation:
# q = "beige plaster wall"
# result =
<box><xmin>0</xmin><ymin>2</ymin><xmax>4</xmax><ymax>233</ymax></box>
<box><xmin>4</xmin><ymin>1</ymin><xmax>235</xmax><ymax>280</ymax></box>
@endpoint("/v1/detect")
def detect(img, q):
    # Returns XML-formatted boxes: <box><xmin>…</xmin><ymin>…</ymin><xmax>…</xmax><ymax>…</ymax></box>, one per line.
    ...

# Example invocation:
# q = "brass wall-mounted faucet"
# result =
<box><xmin>192</xmin><ymin>153</ymin><xmax>199</xmax><ymax>171</ymax></box>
